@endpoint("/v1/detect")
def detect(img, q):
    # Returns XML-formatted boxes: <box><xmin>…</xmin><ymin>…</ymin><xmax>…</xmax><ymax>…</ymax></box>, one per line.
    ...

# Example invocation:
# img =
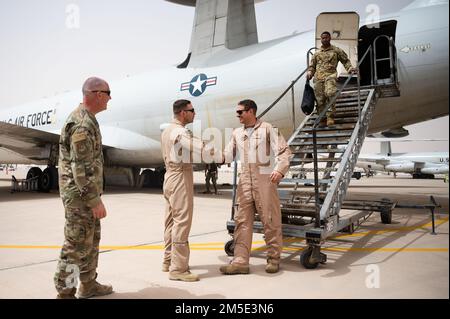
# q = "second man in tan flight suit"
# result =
<box><xmin>161</xmin><ymin>99</ymin><xmax>217</xmax><ymax>282</ymax></box>
<box><xmin>220</xmin><ymin>99</ymin><xmax>292</xmax><ymax>275</ymax></box>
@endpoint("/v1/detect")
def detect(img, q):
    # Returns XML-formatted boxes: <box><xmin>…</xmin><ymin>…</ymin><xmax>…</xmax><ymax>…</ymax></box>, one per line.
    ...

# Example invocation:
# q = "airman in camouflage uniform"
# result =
<box><xmin>54</xmin><ymin>77</ymin><xmax>113</xmax><ymax>299</ymax></box>
<box><xmin>307</xmin><ymin>31</ymin><xmax>357</xmax><ymax>126</ymax></box>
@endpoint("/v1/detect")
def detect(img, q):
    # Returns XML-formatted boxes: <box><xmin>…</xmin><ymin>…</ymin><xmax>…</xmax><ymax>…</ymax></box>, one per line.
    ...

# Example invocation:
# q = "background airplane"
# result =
<box><xmin>357</xmin><ymin>139</ymin><xmax>449</xmax><ymax>179</ymax></box>
<box><xmin>0</xmin><ymin>0</ymin><xmax>448</xmax><ymax>191</ymax></box>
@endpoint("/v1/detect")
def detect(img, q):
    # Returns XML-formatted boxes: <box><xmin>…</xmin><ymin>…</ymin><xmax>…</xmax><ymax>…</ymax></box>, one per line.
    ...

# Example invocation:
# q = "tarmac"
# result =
<box><xmin>0</xmin><ymin>167</ymin><xmax>448</xmax><ymax>299</ymax></box>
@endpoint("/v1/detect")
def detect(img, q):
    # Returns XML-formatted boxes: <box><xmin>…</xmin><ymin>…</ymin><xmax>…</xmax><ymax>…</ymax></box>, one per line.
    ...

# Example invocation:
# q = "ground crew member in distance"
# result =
<box><xmin>161</xmin><ymin>99</ymin><xmax>218</xmax><ymax>282</ymax></box>
<box><xmin>204</xmin><ymin>163</ymin><xmax>219</xmax><ymax>194</ymax></box>
<box><xmin>220</xmin><ymin>99</ymin><xmax>291</xmax><ymax>275</ymax></box>
<box><xmin>54</xmin><ymin>77</ymin><xmax>113</xmax><ymax>299</ymax></box>
<box><xmin>307</xmin><ymin>31</ymin><xmax>357</xmax><ymax>127</ymax></box>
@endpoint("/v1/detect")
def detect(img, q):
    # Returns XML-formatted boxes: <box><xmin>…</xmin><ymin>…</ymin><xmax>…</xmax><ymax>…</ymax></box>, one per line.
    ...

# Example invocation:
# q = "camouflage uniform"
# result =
<box><xmin>54</xmin><ymin>103</ymin><xmax>104</xmax><ymax>295</ymax></box>
<box><xmin>308</xmin><ymin>45</ymin><xmax>354</xmax><ymax>121</ymax></box>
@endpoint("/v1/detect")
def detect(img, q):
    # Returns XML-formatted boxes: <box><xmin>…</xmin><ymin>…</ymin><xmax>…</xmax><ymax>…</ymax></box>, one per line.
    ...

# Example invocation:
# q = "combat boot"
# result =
<box><xmin>169</xmin><ymin>271</ymin><xmax>199</xmax><ymax>282</ymax></box>
<box><xmin>56</xmin><ymin>287</ymin><xmax>77</xmax><ymax>299</ymax></box>
<box><xmin>162</xmin><ymin>262</ymin><xmax>170</xmax><ymax>272</ymax></box>
<box><xmin>326</xmin><ymin>117</ymin><xmax>335</xmax><ymax>127</ymax></box>
<box><xmin>56</xmin><ymin>293</ymin><xmax>77</xmax><ymax>299</ymax></box>
<box><xmin>318</xmin><ymin>118</ymin><xmax>327</xmax><ymax>128</ymax></box>
<box><xmin>77</xmin><ymin>280</ymin><xmax>113</xmax><ymax>299</ymax></box>
<box><xmin>219</xmin><ymin>264</ymin><xmax>250</xmax><ymax>275</ymax></box>
<box><xmin>265</xmin><ymin>260</ymin><xmax>280</xmax><ymax>274</ymax></box>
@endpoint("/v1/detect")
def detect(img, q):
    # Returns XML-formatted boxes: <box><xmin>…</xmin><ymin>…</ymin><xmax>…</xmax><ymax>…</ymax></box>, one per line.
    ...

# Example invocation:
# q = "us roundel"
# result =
<box><xmin>180</xmin><ymin>73</ymin><xmax>217</xmax><ymax>97</ymax></box>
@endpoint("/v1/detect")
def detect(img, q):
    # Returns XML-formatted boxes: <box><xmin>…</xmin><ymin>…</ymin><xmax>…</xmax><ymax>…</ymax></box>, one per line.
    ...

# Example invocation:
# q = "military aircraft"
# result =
<box><xmin>356</xmin><ymin>139</ymin><xmax>449</xmax><ymax>179</ymax></box>
<box><xmin>0</xmin><ymin>0</ymin><xmax>448</xmax><ymax>191</ymax></box>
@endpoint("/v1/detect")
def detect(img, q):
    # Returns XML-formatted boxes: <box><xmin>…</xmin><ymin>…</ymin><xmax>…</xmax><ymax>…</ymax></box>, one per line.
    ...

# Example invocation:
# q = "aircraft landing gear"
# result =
<box><xmin>26</xmin><ymin>166</ymin><xmax>58</xmax><ymax>192</ymax></box>
<box><xmin>139</xmin><ymin>168</ymin><xmax>165</xmax><ymax>189</ymax></box>
<box><xmin>41</xmin><ymin>166</ymin><xmax>58</xmax><ymax>192</ymax></box>
<box><xmin>413</xmin><ymin>173</ymin><xmax>435</xmax><ymax>179</ymax></box>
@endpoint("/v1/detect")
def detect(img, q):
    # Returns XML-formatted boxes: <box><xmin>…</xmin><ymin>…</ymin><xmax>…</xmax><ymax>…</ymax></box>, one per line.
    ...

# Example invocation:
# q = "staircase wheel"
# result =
<box><xmin>380</xmin><ymin>209</ymin><xmax>392</xmax><ymax>224</ymax></box>
<box><xmin>224</xmin><ymin>240</ymin><xmax>235</xmax><ymax>256</ymax></box>
<box><xmin>300</xmin><ymin>246</ymin><xmax>319</xmax><ymax>269</ymax></box>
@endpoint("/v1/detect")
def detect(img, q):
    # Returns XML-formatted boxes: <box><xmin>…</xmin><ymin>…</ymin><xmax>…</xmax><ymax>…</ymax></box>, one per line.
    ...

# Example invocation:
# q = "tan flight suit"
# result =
<box><xmin>161</xmin><ymin>119</ymin><xmax>213</xmax><ymax>274</ymax></box>
<box><xmin>224</xmin><ymin>120</ymin><xmax>291</xmax><ymax>266</ymax></box>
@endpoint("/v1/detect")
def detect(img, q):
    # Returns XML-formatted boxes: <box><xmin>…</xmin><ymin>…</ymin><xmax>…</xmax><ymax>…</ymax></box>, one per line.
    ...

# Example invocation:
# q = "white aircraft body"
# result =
<box><xmin>0</xmin><ymin>0</ymin><xmax>448</xmax><ymax>189</ymax></box>
<box><xmin>357</xmin><ymin>140</ymin><xmax>449</xmax><ymax>178</ymax></box>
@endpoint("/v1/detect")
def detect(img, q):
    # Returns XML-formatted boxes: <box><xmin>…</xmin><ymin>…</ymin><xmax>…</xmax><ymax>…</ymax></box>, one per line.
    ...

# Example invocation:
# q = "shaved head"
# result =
<box><xmin>81</xmin><ymin>76</ymin><xmax>111</xmax><ymax>114</ymax></box>
<box><xmin>82</xmin><ymin>77</ymin><xmax>108</xmax><ymax>96</ymax></box>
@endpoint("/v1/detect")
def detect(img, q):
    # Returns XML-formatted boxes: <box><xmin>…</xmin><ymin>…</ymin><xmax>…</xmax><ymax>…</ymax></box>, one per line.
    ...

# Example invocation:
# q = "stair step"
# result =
<box><xmin>289</xmin><ymin>168</ymin><xmax>338</xmax><ymax>174</ymax></box>
<box><xmin>333</xmin><ymin>118</ymin><xmax>359</xmax><ymax>124</ymax></box>
<box><xmin>334</xmin><ymin>111</ymin><xmax>360</xmax><ymax>117</ymax></box>
<box><xmin>281</xmin><ymin>178</ymin><xmax>333</xmax><ymax>184</ymax></box>
<box><xmin>295</xmin><ymin>132</ymin><xmax>353</xmax><ymax>139</ymax></box>
<box><xmin>284</xmin><ymin>190</ymin><xmax>328</xmax><ymax>196</ymax></box>
<box><xmin>307</xmin><ymin>117</ymin><xmax>358</xmax><ymax>124</ymax></box>
<box><xmin>291</xmin><ymin>157</ymin><xmax>342</xmax><ymax>163</ymax></box>
<box><xmin>292</xmin><ymin>148</ymin><xmax>345</xmax><ymax>154</ymax></box>
<box><xmin>335</xmin><ymin>101</ymin><xmax>365</xmax><ymax>107</ymax></box>
<box><xmin>337</xmin><ymin>95</ymin><xmax>369</xmax><ymax>102</ymax></box>
<box><xmin>291</xmin><ymin>141</ymin><xmax>348</xmax><ymax>146</ymax></box>
<box><xmin>340</xmin><ymin>89</ymin><xmax>371</xmax><ymax>96</ymax></box>
<box><xmin>309</xmin><ymin>114</ymin><xmax>359</xmax><ymax>122</ymax></box>
<box><xmin>335</xmin><ymin>107</ymin><xmax>361</xmax><ymax>112</ymax></box>
<box><xmin>301</xmin><ymin>127</ymin><xmax>354</xmax><ymax>133</ymax></box>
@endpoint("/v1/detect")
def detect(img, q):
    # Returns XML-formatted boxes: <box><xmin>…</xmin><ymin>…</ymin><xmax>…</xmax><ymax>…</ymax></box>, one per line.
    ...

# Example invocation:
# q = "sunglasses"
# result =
<box><xmin>91</xmin><ymin>90</ymin><xmax>111</xmax><ymax>96</ymax></box>
<box><xmin>184</xmin><ymin>108</ymin><xmax>195</xmax><ymax>113</ymax></box>
<box><xmin>236</xmin><ymin>109</ymin><xmax>249</xmax><ymax>115</ymax></box>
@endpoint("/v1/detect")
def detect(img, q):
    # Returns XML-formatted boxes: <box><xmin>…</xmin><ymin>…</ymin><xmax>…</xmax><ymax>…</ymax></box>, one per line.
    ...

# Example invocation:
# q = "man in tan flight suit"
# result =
<box><xmin>161</xmin><ymin>99</ymin><xmax>217</xmax><ymax>282</ymax></box>
<box><xmin>307</xmin><ymin>31</ymin><xmax>357</xmax><ymax>127</ymax></box>
<box><xmin>220</xmin><ymin>99</ymin><xmax>292</xmax><ymax>275</ymax></box>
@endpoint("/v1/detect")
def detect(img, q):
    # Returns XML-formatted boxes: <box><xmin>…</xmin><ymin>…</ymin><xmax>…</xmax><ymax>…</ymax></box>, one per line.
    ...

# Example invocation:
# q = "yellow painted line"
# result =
<box><xmin>333</xmin><ymin>217</ymin><xmax>449</xmax><ymax>240</ymax></box>
<box><xmin>282</xmin><ymin>247</ymin><xmax>448</xmax><ymax>253</ymax></box>
<box><xmin>0</xmin><ymin>245</ymin><xmax>61</xmax><ymax>249</ymax></box>
<box><xmin>0</xmin><ymin>244</ymin><xmax>447</xmax><ymax>253</ymax></box>
<box><xmin>0</xmin><ymin>217</ymin><xmax>447</xmax><ymax>252</ymax></box>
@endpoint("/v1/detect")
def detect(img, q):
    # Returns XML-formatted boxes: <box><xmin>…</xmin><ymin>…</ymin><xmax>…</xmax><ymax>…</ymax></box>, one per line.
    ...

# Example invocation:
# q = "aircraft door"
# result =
<box><xmin>358</xmin><ymin>20</ymin><xmax>398</xmax><ymax>86</ymax></box>
<box><xmin>316</xmin><ymin>12</ymin><xmax>360</xmax><ymax>80</ymax></box>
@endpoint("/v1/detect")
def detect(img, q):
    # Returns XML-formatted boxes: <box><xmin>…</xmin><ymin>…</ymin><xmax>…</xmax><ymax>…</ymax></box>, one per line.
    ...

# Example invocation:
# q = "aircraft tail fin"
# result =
<box><xmin>180</xmin><ymin>0</ymin><xmax>258</xmax><ymax>67</ymax></box>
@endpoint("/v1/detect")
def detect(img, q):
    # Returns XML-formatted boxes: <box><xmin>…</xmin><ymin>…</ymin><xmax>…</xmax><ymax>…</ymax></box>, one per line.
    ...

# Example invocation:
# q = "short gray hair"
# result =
<box><xmin>82</xmin><ymin>77</ymin><xmax>108</xmax><ymax>96</ymax></box>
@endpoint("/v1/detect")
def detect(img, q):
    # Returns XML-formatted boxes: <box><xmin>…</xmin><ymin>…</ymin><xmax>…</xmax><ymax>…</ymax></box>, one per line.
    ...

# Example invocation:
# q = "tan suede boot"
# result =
<box><xmin>169</xmin><ymin>271</ymin><xmax>199</xmax><ymax>282</ymax></box>
<box><xmin>56</xmin><ymin>287</ymin><xmax>77</xmax><ymax>299</ymax></box>
<box><xmin>162</xmin><ymin>262</ymin><xmax>170</xmax><ymax>272</ymax></box>
<box><xmin>56</xmin><ymin>293</ymin><xmax>77</xmax><ymax>299</ymax></box>
<box><xmin>219</xmin><ymin>264</ymin><xmax>250</xmax><ymax>275</ymax></box>
<box><xmin>78</xmin><ymin>280</ymin><xmax>113</xmax><ymax>299</ymax></box>
<box><xmin>265</xmin><ymin>261</ymin><xmax>280</xmax><ymax>274</ymax></box>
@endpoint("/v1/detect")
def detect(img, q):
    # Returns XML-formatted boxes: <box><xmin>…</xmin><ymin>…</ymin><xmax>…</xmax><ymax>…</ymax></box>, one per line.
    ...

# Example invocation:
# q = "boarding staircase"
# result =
<box><xmin>226</xmin><ymin>35</ymin><xmax>400</xmax><ymax>268</ymax></box>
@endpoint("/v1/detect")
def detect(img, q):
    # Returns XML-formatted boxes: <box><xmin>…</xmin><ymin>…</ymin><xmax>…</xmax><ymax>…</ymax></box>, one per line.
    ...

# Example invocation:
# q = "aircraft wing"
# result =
<box><xmin>0</xmin><ymin>122</ymin><xmax>161</xmax><ymax>167</ymax></box>
<box><xmin>357</xmin><ymin>155</ymin><xmax>390</xmax><ymax>165</ymax></box>
<box><xmin>0</xmin><ymin>122</ymin><xmax>60</xmax><ymax>164</ymax></box>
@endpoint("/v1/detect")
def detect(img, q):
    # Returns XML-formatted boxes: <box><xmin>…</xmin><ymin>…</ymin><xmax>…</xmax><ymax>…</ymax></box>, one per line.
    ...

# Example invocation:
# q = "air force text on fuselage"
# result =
<box><xmin>1</xmin><ymin>109</ymin><xmax>56</xmax><ymax>128</ymax></box>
